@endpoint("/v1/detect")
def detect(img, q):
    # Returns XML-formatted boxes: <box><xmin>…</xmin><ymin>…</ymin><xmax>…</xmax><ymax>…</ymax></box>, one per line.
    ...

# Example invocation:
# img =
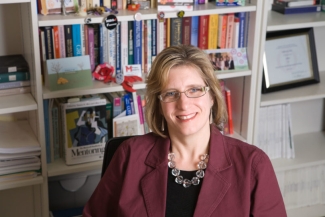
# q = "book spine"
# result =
<box><xmin>218</xmin><ymin>14</ymin><xmax>228</xmax><ymax>49</ymax></box>
<box><xmin>143</xmin><ymin>20</ymin><xmax>148</xmax><ymax>74</ymax></box>
<box><xmin>52</xmin><ymin>105</ymin><xmax>60</xmax><ymax>160</ymax></box>
<box><xmin>99</xmin><ymin>23</ymin><xmax>104</xmax><ymax>64</ymax></box>
<box><xmin>93</xmin><ymin>24</ymin><xmax>100</xmax><ymax>66</ymax></box>
<box><xmin>64</xmin><ymin>25</ymin><xmax>73</xmax><ymax>57</ymax></box>
<box><xmin>182</xmin><ymin>17</ymin><xmax>192</xmax><ymax>45</ymax></box>
<box><xmin>80</xmin><ymin>24</ymin><xmax>86</xmax><ymax>56</ymax></box>
<box><xmin>243</xmin><ymin>12</ymin><xmax>250</xmax><ymax>47</ymax></box>
<box><xmin>0</xmin><ymin>80</ymin><xmax>30</xmax><ymax>90</ymax></box>
<box><xmin>170</xmin><ymin>17</ymin><xmax>183</xmax><ymax>46</ymax></box>
<box><xmin>165</xmin><ymin>18</ymin><xmax>170</xmax><ymax>48</ymax></box>
<box><xmin>208</xmin><ymin>14</ymin><xmax>219</xmax><ymax>49</ymax></box>
<box><xmin>147</xmin><ymin>20</ymin><xmax>152</xmax><ymax>75</ymax></box>
<box><xmin>0</xmin><ymin>86</ymin><xmax>31</xmax><ymax>97</ymax></box>
<box><xmin>226</xmin><ymin>13</ymin><xmax>235</xmax><ymax>48</ymax></box>
<box><xmin>236</xmin><ymin>12</ymin><xmax>246</xmax><ymax>48</ymax></box>
<box><xmin>151</xmin><ymin>19</ymin><xmax>157</xmax><ymax>61</ymax></box>
<box><xmin>128</xmin><ymin>21</ymin><xmax>134</xmax><ymax>65</ymax></box>
<box><xmin>72</xmin><ymin>24</ymin><xmax>82</xmax><ymax>56</ymax></box>
<box><xmin>84</xmin><ymin>25</ymin><xmax>89</xmax><ymax>55</ymax></box>
<box><xmin>133</xmin><ymin>20</ymin><xmax>142</xmax><ymax>65</ymax></box>
<box><xmin>101</xmin><ymin>23</ymin><xmax>108</xmax><ymax>63</ymax></box>
<box><xmin>121</xmin><ymin>21</ymin><xmax>128</xmax><ymax>69</ymax></box>
<box><xmin>198</xmin><ymin>15</ymin><xmax>209</xmax><ymax>50</ymax></box>
<box><xmin>0</xmin><ymin>72</ymin><xmax>30</xmax><ymax>83</ymax></box>
<box><xmin>273</xmin><ymin>0</ymin><xmax>320</xmax><ymax>7</ymax></box>
<box><xmin>58</xmin><ymin>25</ymin><xmax>66</xmax><ymax>58</ymax></box>
<box><xmin>43</xmin><ymin>99</ymin><xmax>51</xmax><ymax>163</ymax></box>
<box><xmin>191</xmin><ymin>16</ymin><xmax>199</xmax><ymax>47</ymax></box>
<box><xmin>88</xmin><ymin>26</ymin><xmax>95</xmax><ymax>71</ymax></box>
<box><xmin>116</xmin><ymin>22</ymin><xmax>122</xmax><ymax>78</ymax></box>
<box><xmin>53</xmin><ymin>26</ymin><xmax>60</xmax><ymax>58</ymax></box>
<box><xmin>137</xmin><ymin>95</ymin><xmax>145</xmax><ymax>135</ymax></box>
<box><xmin>157</xmin><ymin>20</ymin><xmax>165</xmax><ymax>53</ymax></box>
<box><xmin>233</xmin><ymin>17</ymin><xmax>240</xmax><ymax>49</ymax></box>
<box><xmin>142</xmin><ymin>21</ymin><xmax>145</xmax><ymax>74</ymax></box>
<box><xmin>108</xmin><ymin>28</ymin><xmax>117</xmax><ymax>71</ymax></box>
<box><xmin>225</xmin><ymin>86</ymin><xmax>233</xmax><ymax>135</ymax></box>
<box><xmin>124</xmin><ymin>93</ymin><xmax>132</xmax><ymax>116</ymax></box>
<box><xmin>44</xmin><ymin>26</ymin><xmax>54</xmax><ymax>60</ymax></box>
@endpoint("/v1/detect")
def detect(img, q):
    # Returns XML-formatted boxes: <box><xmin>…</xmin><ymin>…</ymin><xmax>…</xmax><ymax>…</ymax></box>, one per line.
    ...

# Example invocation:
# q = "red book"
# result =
<box><xmin>52</xmin><ymin>26</ymin><xmax>60</xmax><ymax>58</ymax></box>
<box><xmin>182</xmin><ymin>17</ymin><xmax>192</xmax><ymax>45</ymax></box>
<box><xmin>225</xmin><ymin>86</ymin><xmax>233</xmax><ymax>135</ymax></box>
<box><xmin>198</xmin><ymin>15</ymin><xmax>209</xmax><ymax>50</ymax></box>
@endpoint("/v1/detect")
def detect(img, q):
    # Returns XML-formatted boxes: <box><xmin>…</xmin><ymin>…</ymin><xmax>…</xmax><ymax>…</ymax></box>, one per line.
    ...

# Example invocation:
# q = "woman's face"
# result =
<box><xmin>160</xmin><ymin>65</ymin><xmax>213</xmax><ymax>137</ymax></box>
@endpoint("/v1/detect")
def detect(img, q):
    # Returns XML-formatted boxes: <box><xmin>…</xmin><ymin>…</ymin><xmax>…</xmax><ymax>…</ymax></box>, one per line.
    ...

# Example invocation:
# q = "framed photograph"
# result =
<box><xmin>262</xmin><ymin>28</ymin><xmax>320</xmax><ymax>94</ymax></box>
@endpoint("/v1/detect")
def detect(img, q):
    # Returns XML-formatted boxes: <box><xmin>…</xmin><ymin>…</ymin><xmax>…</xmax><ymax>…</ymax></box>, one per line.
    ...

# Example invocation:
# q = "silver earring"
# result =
<box><xmin>161</xmin><ymin>119</ymin><xmax>165</xmax><ymax>131</ymax></box>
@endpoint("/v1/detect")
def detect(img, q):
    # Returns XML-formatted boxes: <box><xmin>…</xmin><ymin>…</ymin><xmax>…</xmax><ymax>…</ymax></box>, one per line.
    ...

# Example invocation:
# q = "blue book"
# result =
<box><xmin>243</xmin><ymin>12</ymin><xmax>250</xmax><ymax>47</ymax></box>
<box><xmin>191</xmin><ymin>16</ymin><xmax>199</xmax><ymax>47</ymax></box>
<box><xmin>133</xmin><ymin>20</ymin><xmax>142</xmax><ymax>65</ymax></box>
<box><xmin>43</xmin><ymin>26</ymin><xmax>54</xmax><ymax>60</ymax></box>
<box><xmin>99</xmin><ymin>23</ymin><xmax>104</xmax><ymax>64</ymax></box>
<box><xmin>151</xmin><ymin>19</ymin><xmax>157</xmax><ymax>58</ymax></box>
<box><xmin>124</xmin><ymin>93</ymin><xmax>132</xmax><ymax>116</ymax></box>
<box><xmin>43</xmin><ymin>99</ymin><xmax>51</xmax><ymax>163</ymax></box>
<box><xmin>116</xmin><ymin>22</ymin><xmax>122</xmax><ymax>80</ymax></box>
<box><xmin>236</xmin><ymin>12</ymin><xmax>246</xmax><ymax>48</ymax></box>
<box><xmin>71</xmin><ymin>24</ymin><xmax>82</xmax><ymax>56</ymax></box>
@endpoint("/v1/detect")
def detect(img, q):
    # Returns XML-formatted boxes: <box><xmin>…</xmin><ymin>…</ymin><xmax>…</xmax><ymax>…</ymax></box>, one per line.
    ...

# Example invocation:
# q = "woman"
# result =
<box><xmin>83</xmin><ymin>45</ymin><xmax>286</xmax><ymax>216</ymax></box>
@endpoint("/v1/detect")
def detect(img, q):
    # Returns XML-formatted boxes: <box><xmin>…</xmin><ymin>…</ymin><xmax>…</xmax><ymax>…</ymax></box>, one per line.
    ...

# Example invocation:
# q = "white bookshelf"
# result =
<box><xmin>0</xmin><ymin>94</ymin><xmax>37</xmax><ymax>114</ymax></box>
<box><xmin>254</xmin><ymin>1</ymin><xmax>325</xmax><ymax>216</ymax></box>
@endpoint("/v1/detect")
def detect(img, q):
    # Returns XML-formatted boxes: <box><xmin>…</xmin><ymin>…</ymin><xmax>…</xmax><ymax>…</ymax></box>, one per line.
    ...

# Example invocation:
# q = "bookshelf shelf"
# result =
<box><xmin>267</xmin><ymin>11</ymin><xmax>325</xmax><ymax>32</ymax></box>
<box><xmin>260</xmin><ymin>72</ymin><xmax>325</xmax><ymax>107</ymax></box>
<box><xmin>0</xmin><ymin>176</ymin><xmax>43</xmax><ymax>191</ymax></box>
<box><xmin>38</xmin><ymin>3</ymin><xmax>257</xmax><ymax>26</ymax></box>
<box><xmin>47</xmin><ymin>158</ymin><xmax>102</xmax><ymax>177</ymax></box>
<box><xmin>271</xmin><ymin>131</ymin><xmax>325</xmax><ymax>172</ymax></box>
<box><xmin>0</xmin><ymin>93</ymin><xmax>37</xmax><ymax>114</ymax></box>
<box><xmin>1</xmin><ymin>0</ymin><xmax>30</xmax><ymax>4</ymax></box>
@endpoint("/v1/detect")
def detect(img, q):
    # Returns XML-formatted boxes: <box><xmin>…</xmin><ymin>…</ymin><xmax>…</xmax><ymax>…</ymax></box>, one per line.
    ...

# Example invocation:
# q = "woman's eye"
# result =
<box><xmin>189</xmin><ymin>87</ymin><xmax>201</xmax><ymax>93</ymax></box>
<box><xmin>165</xmin><ymin>91</ymin><xmax>177</xmax><ymax>97</ymax></box>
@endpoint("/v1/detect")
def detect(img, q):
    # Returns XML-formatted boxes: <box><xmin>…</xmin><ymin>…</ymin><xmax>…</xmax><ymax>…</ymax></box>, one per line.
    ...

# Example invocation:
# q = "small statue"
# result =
<box><xmin>61</xmin><ymin>0</ymin><xmax>67</xmax><ymax>16</ymax></box>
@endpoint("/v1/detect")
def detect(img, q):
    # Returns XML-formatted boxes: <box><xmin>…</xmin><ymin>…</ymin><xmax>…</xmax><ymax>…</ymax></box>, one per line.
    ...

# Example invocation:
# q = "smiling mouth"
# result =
<box><xmin>177</xmin><ymin>113</ymin><xmax>196</xmax><ymax>120</ymax></box>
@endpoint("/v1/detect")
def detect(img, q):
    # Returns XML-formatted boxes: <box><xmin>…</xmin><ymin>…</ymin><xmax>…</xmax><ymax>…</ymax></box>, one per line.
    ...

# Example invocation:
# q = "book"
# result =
<box><xmin>232</xmin><ymin>17</ymin><xmax>240</xmax><ymax>49</ymax></box>
<box><xmin>0</xmin><ymin>80</ymin><xmax>31</xmax><ymax>90</ymax></box>
<box><xmin>43</xmin><ymin>99</ymin><xmax>51</xmax><ymax>163</ymax></box>
<box><xmin>198</xmin><ymin>15</ymin><xmax>209</xmax><ymax>50</ymax></box>
<box><xmin>218</xmin><ymin>14</ymin><xmax>228</xmax><ymax>49</ymax></box>
<box><xmin>205</xmin><ymin>48</ymin><xmax>249</xmax><ymax>72</ymax></box>
<box><xmin>0</xmin><ymin>71</ymin><xmax>30</xmax><ymax>83</ymax></box>
<box><xmin>225</xmin><ymin>86</ymin><xmax>233</xmax><ymax>135</ymax></box>
<box><xmin>133</xmin><ymin>20</ymin><xmax>142</xmax><ymax>65</ymax></box>
<box><xmin>58</xmin><ymin>25</ymin><xmax>66</xmax><ymax>58</ymax></box>
<box><xmin>128</xmin><ymin>21</ymin><xmax>134</xmax><ymax>65</ymax></box>
<box><xmin>151</xmin><ymin>19</ymin><xmax>157</xmax><ymax>61</ymax></box>
<box><xmin>45</xmin><ymin>55</ymin><xmax>93</xmax><ymax>91</ymax></box>
<box><xmin>208</xmin><ymin>14</ymin><xmax>219</xmax><ymax>49</ymax></box>
<box><xmin>93</xmin><ymin>24</ymin><xmax>100</xmax><ymax>66</ymax></box>
<box><xmin>273</xmin><ymin>0</ymin><xmax>320</xmax><ymax>7</ymax></box>
<box><xmin>87</xmin><ymin>25</ymin><xmax>96</xmax><ymax>71</ymax></box>
<box><xmin>105</xmin><ymin>92</ymin><xmax>123</xmax><ymax>118</ymax></box>
<box><xmin>0</xmin><ymin>86</ymin><xmax>31</xmax><ymax>97</ymax></box>
<box><xmin>191</xmin><ymin>16</ymin><xmax>199</xmax><ymax>47</ymax></box>
<box><xmin>60</xmin><ymin>98</ymin><xmax>108</xmax><ymax>165</ymax></box>
<box><xmin>170</xmin><ymin>17</ymin><xmax>183</xmax><ymax>46</ymax></box>
<box><xmin>44</xmin><ymin>26</ymin><xmax>55</xmax><ymax>60</ymax></box>
<box><xmin>120</xmin><ymin>21</ymin><xmax>128</xmax><ymax>70</ymax></box>
<box><xmin>182</xmin><ymin>17</ymin><xmax>192</xmax><ymax>45</ymax></box>
<box><xmin>156</xmin><ymin>19</ymin><xmax>165</xmax><ymax>53</ymax></box>
<box><xmin>116</xmin><ymin>22</ymin><xmax>122</xmax><ymax>79</ymax></box>
<box><xmin>107</xmin><ymin>28</ymin><xmax>117</xmax><ymax>72</ymax></box>
<box><xmin>112</xmin><ymin>110</ymin><xmax>140</xmax><ymax>137</ymax></box>
<box><xmin>225</xmin><ymin>13</ymin><xmax>235</xmax><ymax>48</ymax></box>
<box><xmin>0</xmin><ymin>54</ymin><xmax>29</xmax><ymax>73</ymax></box>
<box><xmin>72</xmin><ymin>24</ymin><xmax>83</xmax><ymax>57</ymax></box>
<box><xmin>52</xmin><ymin>26</ymin><xmax>60</xmax><ymax>58</ymax></box>
<box><xmin>235</xmin><ymin>12</ymin><xmax>246</xmax><ymax>48</ymax></box>
<box><xmin>146</xmin><ymin>19</ymin><xmax>152</xmax><ymax>75</ymax></box>
<box><xmin>64</xmin><ymin>25</ymin><xmax>73</xmax><ymax>57</ymax></box>
<box><xmin>271</xmin><ymin>3</ymin><xmax>321</xmax><ymax>13</ymax></box>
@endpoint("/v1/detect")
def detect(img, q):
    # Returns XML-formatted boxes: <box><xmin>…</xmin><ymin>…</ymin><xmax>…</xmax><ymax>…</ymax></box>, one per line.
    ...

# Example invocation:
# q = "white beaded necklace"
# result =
<box><xmin>168</xmin><ymin>153</ymin><xmax>209</xmax><ymax>188</ymax></box>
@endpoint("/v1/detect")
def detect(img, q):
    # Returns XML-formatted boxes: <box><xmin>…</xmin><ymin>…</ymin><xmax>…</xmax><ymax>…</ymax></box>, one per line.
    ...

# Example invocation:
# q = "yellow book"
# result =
<box><xmin>208</xmin><ymin>14</ymin><xmax>219</xmax><ymax>49</ymax></box>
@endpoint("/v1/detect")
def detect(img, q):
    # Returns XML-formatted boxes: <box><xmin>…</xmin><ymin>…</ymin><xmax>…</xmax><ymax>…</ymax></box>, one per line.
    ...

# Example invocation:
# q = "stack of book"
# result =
<box><xmin>0</xmin><ymin>121</ymin><xmax>41</xmax><ymax>182</ymax></box>
<box><xmin>0</xmin><ymin>55</ymin><xmax>31</xmax><ymax>97</ymax></box>
<box><xmin>256</xmin><ymin>104</ymin><xmax>295</xmax><ymax>159</ymax></box>
<box><xmin>272</xmin><ymin>0</ymin><xmax>321</xmax><ymax>14</ymax></box>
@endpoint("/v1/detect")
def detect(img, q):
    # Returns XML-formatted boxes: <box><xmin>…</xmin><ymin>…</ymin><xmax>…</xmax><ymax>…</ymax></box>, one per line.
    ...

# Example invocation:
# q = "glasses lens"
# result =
<box><xmin>186</xmin><ymin>87</ymin><xmax>207</xmax><ymax>98</ymax></box>
<box><xmin>161</xmin><ymin>91</ymin><xmax>179</xmax><ymax>102</ymax></box>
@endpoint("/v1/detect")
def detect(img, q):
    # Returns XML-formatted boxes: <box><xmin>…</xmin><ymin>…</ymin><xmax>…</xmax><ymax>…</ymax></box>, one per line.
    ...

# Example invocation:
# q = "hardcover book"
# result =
<box><xmin>273</xmin><ymin>0</ymin><xmax>320</xmax><ymax>7</ymax></box>
<box><xmin>45</xmin><ymin>55</ymin><xmax>93</xmax><ymax>91</ymax></box>
<box><xmin>72</xmin><ymin>24</ymin><xmax>82</xmax><ymax>57</ymax></box>
<box><xmin>205</xmin><ymin>48</ymin><xmax>249</xmax><ymax>72</ymax></box>
<box><xmin>182</xmin><ymin>17</ymin><xmax>192</xmax><ymax>45</ymax></box>
<box><xmin>170</xmin><ymin>17</ymin><xmax>183</xmax><ymax>46</ymax></box>
<box><xmin>271</xmin><ymin>3</ymin><xmax>321</xmax><ymax>14</ymax></box>
<box><xmin>198</xmin><ymin>15</ymin><xmax>209</xmax><ymax>50</ymax></box>
<box><xmin>0</xmin><ymin>55</ymin><xmax>29</xmax><ymax>73</ymax></box>
<box><xmin>0</xmin><ymin>71</ymin><xmax>30</xmax><ymax>83</ymax></box>
<box><xmin>64</xmin><ymin>25</ymin><xmax>73</xmax><ymax>57</ymax></box>
<box><xmin>112</xmin><ymin>111</ymin><xmax>140</xmax><ymax>137</ymax></box>
<box><xmin>60</xmin><ymin>98</ymin><xmax>108</xmax><ymax>165</ymax></box>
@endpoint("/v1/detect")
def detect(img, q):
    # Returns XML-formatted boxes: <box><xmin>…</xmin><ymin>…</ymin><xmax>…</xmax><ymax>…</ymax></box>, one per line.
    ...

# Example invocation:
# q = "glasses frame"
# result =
<box><xmin>158</xmin><ymin>86</ymin><xmax>210</xmax><ymax>103</ymax></box>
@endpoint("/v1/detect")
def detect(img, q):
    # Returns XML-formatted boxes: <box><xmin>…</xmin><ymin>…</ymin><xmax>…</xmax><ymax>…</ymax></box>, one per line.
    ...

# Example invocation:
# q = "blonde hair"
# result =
<box><xmin>145</xmin><ymin>45</ymin><xmax>227</xmax><ymax>137</ymax></box>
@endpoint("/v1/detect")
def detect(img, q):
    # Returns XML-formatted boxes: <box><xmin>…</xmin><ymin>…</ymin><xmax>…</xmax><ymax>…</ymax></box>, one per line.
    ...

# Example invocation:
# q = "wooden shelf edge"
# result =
<box><xmin>0</xmin><ymin>176</ymin><xmax>43</xmax><ymax>191</ymax></box>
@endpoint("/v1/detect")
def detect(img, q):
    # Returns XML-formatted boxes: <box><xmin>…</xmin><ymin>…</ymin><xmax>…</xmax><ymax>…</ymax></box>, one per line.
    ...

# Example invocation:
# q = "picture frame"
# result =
<box><xmin>262</xmin><ymin>28</ymin><xmax>320</xmax><ymax>94</ymax></box>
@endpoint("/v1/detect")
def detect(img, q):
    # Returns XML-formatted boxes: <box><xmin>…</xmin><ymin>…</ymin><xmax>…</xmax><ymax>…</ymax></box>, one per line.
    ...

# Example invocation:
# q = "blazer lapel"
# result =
<box><xmin>141</xmin><ymin>136</ymin><xmax>170</xmax><ymax>217</ymax></box>
<box><xmin>194</xmin><ymin>126</ymin><xmax>232</xmax><ymax>217</ymax></box>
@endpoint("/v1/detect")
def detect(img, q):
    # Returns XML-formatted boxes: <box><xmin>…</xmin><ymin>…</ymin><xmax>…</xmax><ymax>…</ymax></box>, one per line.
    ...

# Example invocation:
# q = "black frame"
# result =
<box><xmin>262</xmin><ymin>28</ymin><xmax>320</xmax><ymax>94</ymax></box>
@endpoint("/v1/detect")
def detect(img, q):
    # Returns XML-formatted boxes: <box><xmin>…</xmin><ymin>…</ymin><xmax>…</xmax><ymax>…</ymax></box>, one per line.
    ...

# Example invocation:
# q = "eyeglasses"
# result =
<box><xmin>158</xmin><ymin>86</ymin><xmax>210</xmax><ymax>103</ymax></box>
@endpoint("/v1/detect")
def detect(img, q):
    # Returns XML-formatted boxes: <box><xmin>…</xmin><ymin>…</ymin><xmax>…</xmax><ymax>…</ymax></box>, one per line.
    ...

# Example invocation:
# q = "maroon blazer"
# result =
<box><xmin>83</xmin><ymin>125</ymin><xmax>287</xmax><ymax>217</ymax></box>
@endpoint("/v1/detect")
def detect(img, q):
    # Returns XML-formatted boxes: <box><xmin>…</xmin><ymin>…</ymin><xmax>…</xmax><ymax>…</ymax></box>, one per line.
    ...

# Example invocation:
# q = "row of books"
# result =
<box><xmin>272</xmin><ymin>0</ymin><xmax>322</xmax><ymax>14</ymax></box>
<box><xmin>0</xmin><ymin>55</ymin><xmax>31</xmax><ymax>97</ymax></box>
<box><xmin>39</xmin><ymin>12</ymin><xmax>250</xmax><ymax>79</ymax></box>
<box><xmin>44</xmin><ymin>89</ymin><xmax>149</xmax><ymax>165</ymax></box>
<box><xmin>0</xmin><ymin>121</ymin><xmax>41</xmax><ymax>182</ymax></box>
<box><xmin>257</xmin><ymin>104</ymin><xmax>295</xmax><ymax>160</ymax></box>
<box><xmin>276</xmin><ymin>164</ymin><xmax>325</xmax><ymax>210</ymax></box>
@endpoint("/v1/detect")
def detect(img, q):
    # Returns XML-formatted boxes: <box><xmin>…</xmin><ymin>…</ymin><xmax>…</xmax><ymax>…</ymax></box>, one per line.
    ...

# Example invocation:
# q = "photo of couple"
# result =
<box><xmin>208</xmin><ymin>52</ymin><xmax>235</xmax><ymax>71</ymax></box>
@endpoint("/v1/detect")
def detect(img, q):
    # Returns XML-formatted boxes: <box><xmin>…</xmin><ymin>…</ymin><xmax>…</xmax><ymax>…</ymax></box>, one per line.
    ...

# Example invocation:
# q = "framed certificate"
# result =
<box><xmin>262</xmin><ymin>28</ymin><xmax>320</xmax><ymax>94</ymax></box>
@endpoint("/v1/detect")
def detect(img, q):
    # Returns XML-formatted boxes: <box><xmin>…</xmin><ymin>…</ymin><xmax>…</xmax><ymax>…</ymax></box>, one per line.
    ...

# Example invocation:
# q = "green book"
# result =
<box><xmin>0</xmin><ymin>71</ymin><xmax>30</xmax><ymax>83</ymax></box>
